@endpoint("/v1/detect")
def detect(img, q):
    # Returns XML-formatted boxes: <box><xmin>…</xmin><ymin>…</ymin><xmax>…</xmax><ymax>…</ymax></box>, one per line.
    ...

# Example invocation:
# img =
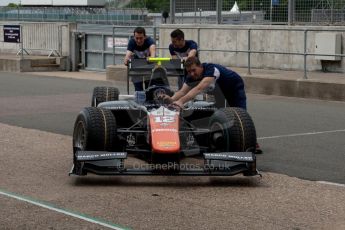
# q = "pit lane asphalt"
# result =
<box><xmin>0</xmin><ymin>71</ymin><xmax>344</xmax><ymax>229</ymax></box>
<box><xmin>0</xmin><ymin>71</ymin><xmax>344</xmax><ymax>184</ymax></box>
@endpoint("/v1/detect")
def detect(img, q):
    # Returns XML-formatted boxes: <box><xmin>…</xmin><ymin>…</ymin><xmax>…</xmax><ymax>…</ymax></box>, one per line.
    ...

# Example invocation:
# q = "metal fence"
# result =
<box><xmin>0</xmin><ymin>22</ymin><xmax>68</xmax><ymax>57</ymax></box>
<box><xmin>74</xmin><ymin>25</ymin><xmax>157</xmax><ymax>71</ymax></box>
<box><xmin>0</xmin><ymin>6</ymin><xmax>149</xmax><ymax>25</ymax></box>
<box><xmin>1</xmin><ymin>1</ymin><xmax>345</xmax><ymax>25</ymax></box>
<box><xmin>171</xmin><ymin>0</ymin><xmax>345</xmax><ymax>25</ymax></box>
<box><xmin>71</xmin><ymin>24</ymin><xmax>345</xmax><ymax>78</ymax></box>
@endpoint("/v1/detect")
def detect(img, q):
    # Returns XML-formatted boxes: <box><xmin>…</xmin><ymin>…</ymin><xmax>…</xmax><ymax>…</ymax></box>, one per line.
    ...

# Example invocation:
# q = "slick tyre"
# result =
<box><xmin>72</xmin><ymin>107</ymin><xmax>118</xmax><ymax>174</ymax></box>
<box><xmin>73</xmin><ymin>107</ymin><xmax>118</xmax><ymax>152</ymax></box>
<box><xmin>208</xmin><ymin>107</ymin><xmax>257</xmax><ymax>153</ymax></box>
<box><xmin>91</xmin><ymin>86</ymin><xmax>119</xmax><ymax>107</ymax></box>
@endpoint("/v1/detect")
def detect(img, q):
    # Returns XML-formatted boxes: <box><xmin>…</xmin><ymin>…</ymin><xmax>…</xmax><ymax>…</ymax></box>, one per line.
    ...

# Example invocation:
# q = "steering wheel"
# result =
<box><xmin>145</xmin><ymin>85</ymin><xmax>173</xmax><ymax>103</ymax></box>
<box><xmin>167</xmin><ymin>103</ymin><xmax>182</xmax><ymax>112</ymax></box>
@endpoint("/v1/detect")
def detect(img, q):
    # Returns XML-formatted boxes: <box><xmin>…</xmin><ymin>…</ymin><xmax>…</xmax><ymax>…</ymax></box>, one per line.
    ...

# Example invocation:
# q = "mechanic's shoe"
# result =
<box><xmin>255</xmin><ymin>143</ymin><xmax>263</xmax><ymax>154</ymax></box>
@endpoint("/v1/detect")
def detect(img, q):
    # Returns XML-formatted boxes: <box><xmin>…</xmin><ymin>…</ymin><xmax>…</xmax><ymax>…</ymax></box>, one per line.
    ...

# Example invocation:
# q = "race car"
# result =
<box><xmin>70</xmin><ymin>58</ymin><xmax>259</xmax><ymax>177</ymax></box>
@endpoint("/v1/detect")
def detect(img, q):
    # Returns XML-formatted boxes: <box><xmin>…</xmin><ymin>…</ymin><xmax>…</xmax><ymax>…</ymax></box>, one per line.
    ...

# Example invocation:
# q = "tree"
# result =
<box><xmin>223</xmin><ymin>0</ymin><xmax>289</xmax><ymax>22</ymax></box>
<box><xmin>146</xmin><ymin>0</ymin><xmax>169</xmax><ymax>12</ymax></box>
<box><xmin>7</xmin><ymin>3</ymin><xmax>19</xmax><ymax>7</ymax></box>
<box><xmin>128</xmin><ymin>0</ymin><xmax>169</xmax><ymax>12</ymax></box>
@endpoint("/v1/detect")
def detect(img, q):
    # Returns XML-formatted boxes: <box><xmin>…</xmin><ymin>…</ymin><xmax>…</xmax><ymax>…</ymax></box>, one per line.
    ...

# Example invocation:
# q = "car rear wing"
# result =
<box><xmin>127</xmin><ymin>58</ymin><xmax>184</xmax><ymax>94</ymax></box>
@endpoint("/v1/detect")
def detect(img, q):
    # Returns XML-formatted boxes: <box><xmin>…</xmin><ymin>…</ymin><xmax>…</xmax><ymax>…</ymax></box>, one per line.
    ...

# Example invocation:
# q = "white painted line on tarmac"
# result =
<box><xmin>317</xmin><ymin>181</ymin><xmax>345</xmax><ymax>188</ymax></box>
<box><xmin>0</xmin><ymin>189</ymin><xmax>129</xmax><ymax>230</ymax></box>
<box><xmin>258</xmin><ymin>129</ymin><xmax>345</xmax><ymax>140</ymax></box>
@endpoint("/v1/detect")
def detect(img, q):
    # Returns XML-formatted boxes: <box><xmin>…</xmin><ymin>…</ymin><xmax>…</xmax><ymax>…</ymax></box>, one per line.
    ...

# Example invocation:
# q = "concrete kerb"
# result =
<box><xmin>106</xmin><ymin>65</ymin><xmax>127</xmax><ymax>81</ymax></box>
<box><xmin>234</xmin><ymin>67</ymin><xmax>345</xmax><ymax>102</ymax></box>
<box><xmin>243</xmin><ymin>75</ymin><xmax>345</xmax><ymax>101</ymax></box>
<box><xmin>0</xmin><ymin>55</ymin><xmax>66</xmax><ymax>72</ymax></box>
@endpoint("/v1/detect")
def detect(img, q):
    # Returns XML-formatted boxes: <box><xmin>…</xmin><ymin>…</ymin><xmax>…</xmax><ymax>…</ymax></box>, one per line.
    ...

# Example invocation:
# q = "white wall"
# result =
<box><xmin>159</xmin><ymin>24</ymin><xmax>345</xmax><ymax>72</ymax></box>
<box><xmin>0</xmin><ymin>22</ymin><xmax>75</xmax><ymax>56</ymax></box>
<box><xmin>1</xmin><ymin>22</ymin><xmax>344</xmax><ymax>72</ymax></box>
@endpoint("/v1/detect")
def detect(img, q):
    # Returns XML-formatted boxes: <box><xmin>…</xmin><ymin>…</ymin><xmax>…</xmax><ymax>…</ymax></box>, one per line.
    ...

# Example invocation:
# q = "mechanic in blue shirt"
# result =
<box><xmin>166</xmin><ymin>56</ymin><xmax>246</xmax><ymax>109</ymax></box>
<box><xmin>124</xmin><ymin>27</ymin><xmax>156</xmax><ymax>91</ymax></box>
<box><xmin>169</xmin><ymin>29</ymin><xmax>198</xmax><ymax>89</ymax></box>
<box><xmin>163</xmin><ymin>56</ymin><xmax>262</xmax><ymax>153</ymax></box>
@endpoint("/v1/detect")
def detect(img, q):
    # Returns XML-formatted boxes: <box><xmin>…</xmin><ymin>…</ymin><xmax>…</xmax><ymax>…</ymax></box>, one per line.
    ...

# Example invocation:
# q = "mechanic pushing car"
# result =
<box><xmin>169</xmin><ymin>29</ymin><xmax>198</xmax><ymax>89</ymax></box>
<box><xmin>161</xmin><ymin>56</ymin><xmax>262</xmax><ymax>154</ymax></box>
<box><xmin>124</xmin><ymin>27</ymin><xmax>156</xmax><ymax>91</ymax></box>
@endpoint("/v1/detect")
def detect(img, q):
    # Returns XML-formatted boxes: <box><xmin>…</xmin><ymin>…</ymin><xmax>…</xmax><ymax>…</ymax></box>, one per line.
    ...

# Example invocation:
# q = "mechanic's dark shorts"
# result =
<box><xmin>132</xmin><ymin>76</ymin><xmax>149</xmax><ymax>91</ymax></box>
<box><xmin>213</xmin><ymin>85</ymin><xmax>247</xmax><ymax>110</ymax></box>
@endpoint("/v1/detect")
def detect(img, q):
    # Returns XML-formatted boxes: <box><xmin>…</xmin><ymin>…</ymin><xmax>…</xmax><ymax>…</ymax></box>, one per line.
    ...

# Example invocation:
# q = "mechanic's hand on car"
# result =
<box><xmin>124</xmin><ymin>58</ymin><xmax>129</xmax><ymax>66</ymax></box>
<box><xmin>172</xmin><ymin>100</ymin><xmax>184</xmax><ymax>110</ymax></box>
<box><xmin>158</xmin><ymin>94</ymin><xmax>173</xmax><ymax>104</ymax></box>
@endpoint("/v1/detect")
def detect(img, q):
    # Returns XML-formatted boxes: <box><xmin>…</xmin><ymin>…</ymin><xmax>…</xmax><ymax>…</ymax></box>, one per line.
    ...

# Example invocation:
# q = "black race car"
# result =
<box><xmin>70</xmin><ymin>58</ymin><xmax>259</xmax><ymax>177</ymax></box>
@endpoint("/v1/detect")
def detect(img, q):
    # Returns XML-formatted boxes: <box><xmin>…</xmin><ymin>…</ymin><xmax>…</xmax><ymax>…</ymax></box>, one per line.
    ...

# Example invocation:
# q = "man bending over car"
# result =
<box><xmin>162</xmin><ymin>56</ymin><xmax>246</xmax><ymax>109</ymax></box>
<box><xmin>160</xmin><ymin>56</ymin><xmax>262</xmax><ymax>154</ymax></box>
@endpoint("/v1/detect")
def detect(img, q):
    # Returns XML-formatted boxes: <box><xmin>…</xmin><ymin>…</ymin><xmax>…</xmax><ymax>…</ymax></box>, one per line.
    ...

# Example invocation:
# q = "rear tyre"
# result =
<box><xmin>91</xmin><ymin>86</ymin><xmax>119</xmax><ymax>107</ymax></box>
<box><xmin>72</xmin><ymin>107</ymin><xmax>118</xmax><ymax>174</ymax></box>
<box><xmin>208</xmin><ymin>107</ymin><xmax>257</xmax><ymax>153</ymax></box>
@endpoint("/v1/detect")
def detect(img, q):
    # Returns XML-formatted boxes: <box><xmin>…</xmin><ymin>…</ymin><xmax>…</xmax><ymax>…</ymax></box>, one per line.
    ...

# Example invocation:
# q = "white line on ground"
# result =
<box><xmin>317</xmin><ymin>181</ymin><xmax>345</xmax><ymax>188</ymax></box>
<box><xmin>0</xmin><ymin>189</ymin><xmax>128</xmax><ymax>230</ymax></box>
<box><xmin>258</xmin><ymin>129</ymin><xmax>345</xmax><ymax>140</ymax></box>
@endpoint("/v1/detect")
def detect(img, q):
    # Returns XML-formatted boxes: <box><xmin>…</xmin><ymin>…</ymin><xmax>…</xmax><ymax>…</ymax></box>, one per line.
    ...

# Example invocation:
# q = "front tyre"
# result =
<box><xmin>72</xmin><ymin>107</ymin><xmax>118</xmax><ymax>174</ymax></box>
<box><xmin>208</xmin><ymin>107</ymin><xmax>257</xmax><ymax>153</ymax></box>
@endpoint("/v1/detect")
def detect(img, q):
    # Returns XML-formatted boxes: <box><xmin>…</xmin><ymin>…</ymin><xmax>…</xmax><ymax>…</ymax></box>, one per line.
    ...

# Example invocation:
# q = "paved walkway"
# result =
<box><xmin>1</xmin><ymin>52</ymin><xmax>344</xmax><ymax>84</ymax></box>
<box><xmin>30</xmin><ymin>70</ymin><xmax>108</xmax><ymax>81</ymax></box>
<box><xmin>29</xmin><ymin>67</ymin><xmax>345</xmax><ymax>83</ymax></box>
<box><xmin>233</xmin><ymin>67</ymin><xmax>345</xmax><ymax>84</ymax></box>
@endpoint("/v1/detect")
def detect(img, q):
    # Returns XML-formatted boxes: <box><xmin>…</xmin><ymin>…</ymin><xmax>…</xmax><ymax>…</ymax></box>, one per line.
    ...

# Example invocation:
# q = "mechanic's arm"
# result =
<box><xmin>149</xmin><ymin>44</ymin><xmax>156</xmax><ymax>57</ymax></box>
<box><xmin>171</xmin><ymin>83</ymin><xmax>190</xmax><ymax>101</ymax></box>
<box><xmin>160</xmin><ymin>83</ymin><xmax>190</xmax><ymax>104</ymax></box>
<box><xmin>187</xmin><ymin>49</ymin><xmax>197</xmax><ymax>59</ymax></box>
<box><xmin>124</xmin><ymin>50</ymin><xmax>133</xmax><ymax>65</ymax></box>
<box><xmin>176</xmin><ymin>49</ymin><xmax>196</xmax><ymax>61</ymax></box>
<box><xmin>174</xmin><ymin>77</ymin><xmax>214</xmax><ymax>107</ymax></box>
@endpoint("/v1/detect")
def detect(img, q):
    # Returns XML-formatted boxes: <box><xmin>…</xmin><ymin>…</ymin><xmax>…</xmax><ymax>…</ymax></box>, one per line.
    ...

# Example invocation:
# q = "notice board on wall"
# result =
<box><xmin>3</xmin><ymin>25</ymin><xmax>21</xmax><ymax>43</ymax></box>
